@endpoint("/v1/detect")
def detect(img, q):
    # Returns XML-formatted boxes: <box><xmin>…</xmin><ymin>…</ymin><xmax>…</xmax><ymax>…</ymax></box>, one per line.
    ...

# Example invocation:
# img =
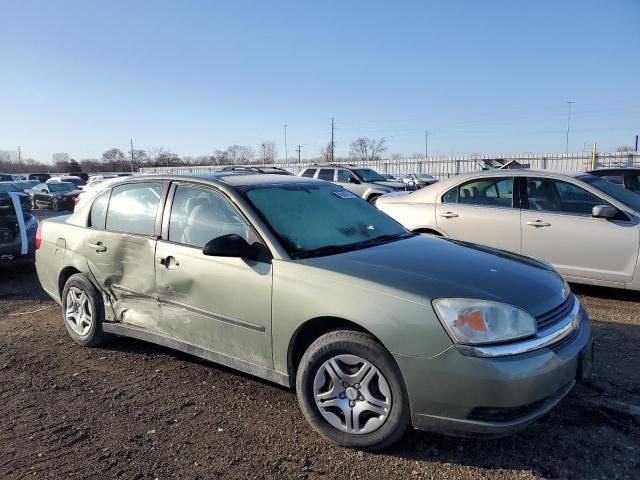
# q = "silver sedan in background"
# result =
<box><xmin>376</xmin><ymin>169</ymin><xmax>640</xmax><ymax>291</ymax></box>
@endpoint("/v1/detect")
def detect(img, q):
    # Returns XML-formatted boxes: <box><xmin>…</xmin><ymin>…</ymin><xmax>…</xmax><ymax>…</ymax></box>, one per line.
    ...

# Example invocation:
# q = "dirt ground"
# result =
<box><xmin>1</xmin><ymin>216</ymin><xmax>639</xmax><ymax>479</ymax></box>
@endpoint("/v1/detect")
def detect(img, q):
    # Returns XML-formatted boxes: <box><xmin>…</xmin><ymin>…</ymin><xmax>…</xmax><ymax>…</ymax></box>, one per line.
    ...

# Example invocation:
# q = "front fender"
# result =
<box><xmin>271</xmin><ymin>259</ymin><xmax>453</xmax><ymax>375</ymax></box>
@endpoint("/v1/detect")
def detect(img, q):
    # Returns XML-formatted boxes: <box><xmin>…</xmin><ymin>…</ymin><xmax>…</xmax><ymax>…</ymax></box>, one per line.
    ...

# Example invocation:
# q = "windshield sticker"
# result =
<box><xmin>332</xmin><ymin>191</ymin><xmax>358</xmax><ymax>199</ymax></box>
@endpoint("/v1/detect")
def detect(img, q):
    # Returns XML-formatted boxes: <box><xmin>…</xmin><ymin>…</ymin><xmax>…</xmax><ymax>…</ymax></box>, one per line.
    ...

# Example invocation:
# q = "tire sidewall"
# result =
<box><xmin>61</xmin><ymin>273</ymin><xmax>106</xmax><ymax>347</ymax></box>
<box><xmin>296</xmin><ymin>331</ymin><xmax>409</xmax><ymax>450</ymax></box>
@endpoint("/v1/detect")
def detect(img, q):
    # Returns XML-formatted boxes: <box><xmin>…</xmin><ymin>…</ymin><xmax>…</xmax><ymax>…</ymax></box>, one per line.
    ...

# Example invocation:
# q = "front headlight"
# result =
<box><xmin>432</xmin><ymin>299</ymin><xmax>537</xmax><ymax>345</ymax></box>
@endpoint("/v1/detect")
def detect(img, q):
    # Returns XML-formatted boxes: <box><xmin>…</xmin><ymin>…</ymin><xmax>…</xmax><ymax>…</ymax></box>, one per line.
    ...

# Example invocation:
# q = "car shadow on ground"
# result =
<box><xmin>570</xmin><ymin>282</ymin><xmax>640</xmax><ymax>302</ymax></box>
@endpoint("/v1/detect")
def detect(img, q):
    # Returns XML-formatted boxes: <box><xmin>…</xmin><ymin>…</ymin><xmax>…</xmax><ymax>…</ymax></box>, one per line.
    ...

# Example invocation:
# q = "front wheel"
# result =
<box><xmin>51</xmin><ymin>198</ymin><xmax>60</xmax><ymax>211</ymax></box>
<box><xmin>367</xmin><ymin>195</ymin><xmax>381</xmax><ymax>205</ymax></box>
<box><xmin>296</xmin><ymin>330</ymin><xmax>410</xmax><ymax>450</ymax></box>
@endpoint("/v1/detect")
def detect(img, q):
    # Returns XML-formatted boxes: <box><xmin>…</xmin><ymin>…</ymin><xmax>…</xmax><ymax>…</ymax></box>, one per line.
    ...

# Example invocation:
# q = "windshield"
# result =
<box><xmin>0</xmin><ymin>183</ymin><xmax>20</xmax><ymax>193</ymax></box>
<box><xmin>352</xmin><ymin>169</ymin><xmax>386</xmax><ymax>182</ymax></box>
<box><xmin>245</xmin><ymin>183</ymin><xmax>411</xmax><ymax>258</ymax></box>
<box><xmin>580</xmin><ymin>175</ymin><xmax>640</xmax><ymax>212</ymax></box>
<box><xmin>49</xmin><ymin>182</ymin><xmax>76</xmax><ymax>192</ymax></box>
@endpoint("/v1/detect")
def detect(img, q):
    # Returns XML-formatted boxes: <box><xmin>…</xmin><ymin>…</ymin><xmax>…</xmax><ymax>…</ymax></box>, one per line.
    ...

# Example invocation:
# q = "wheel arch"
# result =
<box><xmin>58</xmin><ymin>266</ymin><xmax>82</xmax><ymax>298</ymax></box>
<box><xmin>287</xmin><ymin>316</ymin><xmax>387</xmax><ymax>388</ymax></box>
<box><xmin>412</xmin><ymin>227</ymin><xmax>444</xmax><ymax>236</ymax></box>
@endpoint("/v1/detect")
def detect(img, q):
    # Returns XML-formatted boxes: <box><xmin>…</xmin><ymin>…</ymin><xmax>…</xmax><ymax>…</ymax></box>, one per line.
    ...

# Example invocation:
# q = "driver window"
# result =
<box><xmin>526</xmin><ymin>178</ymin><xmax>601</xmax><ymax>214</ymax></box>
<box><xmin>336</xmin><ymin>170</ymin><xmax>352</xmax><ymax>183</ymax></box>
<box><xmin>168</xmin><ymin>185</ymin><xmax>252</xmax><ymax>249</ymax></box>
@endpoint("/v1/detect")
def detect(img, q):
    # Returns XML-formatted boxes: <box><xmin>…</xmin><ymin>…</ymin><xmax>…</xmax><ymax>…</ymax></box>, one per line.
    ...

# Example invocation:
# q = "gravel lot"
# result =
<box><xmin>1</xmin><ymin>211</ymin><xmax>639</xmax><ymax>479</ymax></box>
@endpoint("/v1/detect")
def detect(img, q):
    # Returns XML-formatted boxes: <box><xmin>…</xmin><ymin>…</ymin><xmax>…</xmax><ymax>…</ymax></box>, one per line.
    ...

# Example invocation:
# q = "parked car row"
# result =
<box><xmin>36</xmin><ymin>168</ymin><xmax>593</xmax><ymax>450</ymax></box>
<box><xmin>376</xmin><ymin>169</ymin><xmax>640</xmax><ymax>291</ymax></box>
<box><xmin>0</xmin><ymin>185</ymin><xmax>38</xmax><ymax>268</ymax></box>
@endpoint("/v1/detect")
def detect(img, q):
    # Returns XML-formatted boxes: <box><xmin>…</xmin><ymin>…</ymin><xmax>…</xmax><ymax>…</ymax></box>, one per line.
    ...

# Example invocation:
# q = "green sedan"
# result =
<box><xmin>35</xmin><ymin>172</ymin><xmax>593</xmax><ymax>450</ymax></box>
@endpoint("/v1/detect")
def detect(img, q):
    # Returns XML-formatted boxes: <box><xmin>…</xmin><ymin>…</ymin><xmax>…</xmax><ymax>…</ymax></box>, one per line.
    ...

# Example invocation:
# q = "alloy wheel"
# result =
<box><xmin>65</xmin><ymin>286</ymin><xmax>93</xmax><ymax>337</ymax></box>
<box><xmin>313</xmin><ymin>354</ymin><xmax>392</xmax><ymax>435</ymax></box>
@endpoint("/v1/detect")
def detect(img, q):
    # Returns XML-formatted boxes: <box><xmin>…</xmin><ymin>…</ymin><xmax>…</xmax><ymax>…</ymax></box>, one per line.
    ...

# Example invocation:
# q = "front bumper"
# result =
<box><xmin>395</xmin><ymin>303</ymin><xmax>592</xmax><ymax>436</ymax></box>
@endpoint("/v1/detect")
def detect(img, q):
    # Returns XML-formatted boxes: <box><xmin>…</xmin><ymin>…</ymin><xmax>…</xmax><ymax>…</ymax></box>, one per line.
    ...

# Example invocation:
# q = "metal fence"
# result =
<box><xmin>140</xmin><ymin>152</ymin><xmax>640</xmax><ymax>179</ymax></box>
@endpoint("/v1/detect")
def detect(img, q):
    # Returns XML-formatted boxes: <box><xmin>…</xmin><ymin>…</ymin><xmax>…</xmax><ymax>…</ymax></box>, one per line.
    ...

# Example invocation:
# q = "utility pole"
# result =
<box><xmin>425</xmin><ymin>129</ymin><xmax>429</xmax><ymax>159</ymax></box>
<box><xmin>130</xmin><ymin>138</ymin><xmax>135</xmax><ymax>172</ymax></box>
<box><xmin>331</xmin><ymin>117</ymin><xmax>335</xmax><ymax>163</ymax></box>
<box><xmin>635</xmin><ymin>135</ymin><xmax>638</xmax><ymax>152</ymax></box>
<box><xmin>565</xmin><ymin>101</ymin><xmax>573</xmax><ymax>154</ymax></box>
<box><xmin>17</xmin><ymin>146</ymin><xmax>22</xmax><ymax>163</ymax></box>
<box><xmin>284</xmin><ymin>124</ymin><xmax>288</xmax><ymax>162</ymax></box>
<box><xmin>297</xmin><ymin>145</ymin><xmax>302</xmax><ymax>163</ymax></box>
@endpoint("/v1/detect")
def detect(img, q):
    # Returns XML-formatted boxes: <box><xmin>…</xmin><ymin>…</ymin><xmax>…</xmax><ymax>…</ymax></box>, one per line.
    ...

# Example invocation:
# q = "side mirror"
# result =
<box><xmin>203</xmin><ymin>234</ymin><xmax>259</xmax><ymax>260</ymax></box>
<box><xmin>592</xmin><ymin>205</ymin><xmax>618</xmax><ymax>219</ymax></box>
<box><xmin>349</xmin><ymin>177</ymin><xmax>360</xmax><ymax>184</ymax></box>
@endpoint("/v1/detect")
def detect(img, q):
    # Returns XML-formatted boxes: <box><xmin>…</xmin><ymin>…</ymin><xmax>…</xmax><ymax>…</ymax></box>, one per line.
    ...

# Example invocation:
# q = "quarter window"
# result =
<box><xmin>317</xmin><ymin>169</ymin><xmax>335</xmax><ymax>181</ymax></box>
<box><xmin>105</xmin><ymin>183</ymin><xmax>162</xmax><ymax>235</ymax></box>
<box><xmin>526</xmin><ymin>178</ymin><xmax>602</xmax><ymax>214</ymax></box>
<box><xmin>301</xmin><ymin>168</ymin><xmax>317</xmax><ymax>178</ymax></box>
<box><xmin>168</xmin><ymin>185</ymin><xmax>253</xmax><ymax>249</ymax></box>
<box><xmin>90</xmin><ymin>191</ymin><xmax>110</xmax><ymax>229</ymax></box>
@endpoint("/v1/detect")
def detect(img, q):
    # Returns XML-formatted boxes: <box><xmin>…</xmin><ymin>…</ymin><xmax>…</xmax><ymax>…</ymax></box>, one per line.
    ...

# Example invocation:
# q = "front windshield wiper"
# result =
<box><xmin>292</xmin><ymin>232</ymin><xmax>414</xmax><ymax>259</ymax></box>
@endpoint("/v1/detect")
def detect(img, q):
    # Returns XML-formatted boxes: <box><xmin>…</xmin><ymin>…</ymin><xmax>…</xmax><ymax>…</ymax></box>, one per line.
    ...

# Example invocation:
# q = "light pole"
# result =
<box><xmin>284</xmin><ymin>124</ymin><xmax>288</xmax><ymax>162</ymax></box>
<box><xmin>565</xmin><ymin>101</ymin><xmax>573</xmax><ymax>154</ymax></box>
<box><xmin>425</xmin><ymin>129</ymin><xmax>429</xmax><ymax>159</ymax></box>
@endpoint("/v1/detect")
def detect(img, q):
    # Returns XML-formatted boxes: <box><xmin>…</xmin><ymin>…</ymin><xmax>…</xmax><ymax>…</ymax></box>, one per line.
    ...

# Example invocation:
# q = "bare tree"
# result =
<box><xmin>102</xmin><ymin>148</ymin><xmax>126</xmax><ymax>171</ymax></box>
<box><xmin>51</xmin><ymin>152</ymin><xmax>71</xmax><ymax>164</ymax></box>
<box><xmin>349</xmin><ymin>137</ymin><xmax>387</xmax><ymax>162</ymax></box>
<box><xmin>226</xmin><ymin>145</ymin><xmax>255</xmax><ymax>164</ymax></box>
<box><xmin>616</xmin><ymin>145</ymin><xmax>634</xmax><ymax>153</ymax></box>
<box><xmin>319</xmin><ymin>142</ymin><xmax>334</xmax><ymax>163</ymax></box>
<box><xmin>259</xmin><ymin>142</ymin><xmax>277</xmax><ymax>163</ymax></box>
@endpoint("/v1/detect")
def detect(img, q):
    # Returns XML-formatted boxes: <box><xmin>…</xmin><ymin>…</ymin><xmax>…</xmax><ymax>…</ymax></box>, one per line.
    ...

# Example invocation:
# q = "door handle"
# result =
<box><xmin>439</xmin><ymin>212</ymin><xmax>459</xmax><ymax>218</ymax></box>
<box><xmin>159</xmin><ymin>256</ymin><xmax>179</xmax><ymax>269</ymax></box>
<box><xmin>526</xmin><ymin>220</ymin><xmax>551</xmax><ymax>227</ymax></box>
<box><xmin>88</xmin><ymin>242</ymin><xmax>107</xmax><ymax>252</ymax></box>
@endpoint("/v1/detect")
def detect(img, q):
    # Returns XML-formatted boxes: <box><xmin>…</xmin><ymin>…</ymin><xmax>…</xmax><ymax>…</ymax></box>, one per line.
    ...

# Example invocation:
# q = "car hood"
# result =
<box><xmin>53</xmin><ymin>191</ymin><xmax>81</xmax><ymax>198</ymax></box>
<box><xmin>300</xmin><ymin>235</ymin><xmax>567</xmax><ymax>317</ymax></box>
<box><xmin>371</xmin><ymin>180</ymin><xmax>406</xmax><ymax>189</ymax></box>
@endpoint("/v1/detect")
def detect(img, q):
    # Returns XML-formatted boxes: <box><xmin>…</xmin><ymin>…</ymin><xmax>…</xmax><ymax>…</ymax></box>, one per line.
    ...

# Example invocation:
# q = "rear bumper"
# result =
<box><xmin>395</xmin><ymin>305</ymin><xmax>592</xmax><ymax>437</ymax></box>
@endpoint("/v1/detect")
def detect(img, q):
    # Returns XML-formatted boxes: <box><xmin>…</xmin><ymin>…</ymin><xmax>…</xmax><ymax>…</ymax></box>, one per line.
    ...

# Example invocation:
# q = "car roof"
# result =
<box><xmin>114</xmin><ymin>172</ymin><xmax>325</xmax><ymax>189</ymax></box>
<box><xmin>400</xmin><ymin>169</ymin><xmax>594</xmax><ymax>203</ymax></box>
<box><xmin>588</xmin><ymin>167</ymin><xmax>640</xmax><ymax>172</ymax></box>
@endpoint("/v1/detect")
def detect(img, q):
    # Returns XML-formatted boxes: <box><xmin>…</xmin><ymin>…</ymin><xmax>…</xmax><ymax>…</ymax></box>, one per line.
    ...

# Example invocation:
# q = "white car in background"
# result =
<box><xmin>73</xmin><ymin>176</ymin><xmax>124</xmax><ymax>210</ymax></box>
<box><xmin>376</xmin><ymin>169</ymin><xmax>640</xmax><ymax>291</ymax></box>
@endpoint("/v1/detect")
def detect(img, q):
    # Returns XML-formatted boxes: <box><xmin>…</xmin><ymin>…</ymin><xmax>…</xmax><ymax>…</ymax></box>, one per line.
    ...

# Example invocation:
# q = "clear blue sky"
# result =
<box><xmin>1</xmin><ymin>0</ymin><xmax>639</xmax><ymax>162</ymax></box>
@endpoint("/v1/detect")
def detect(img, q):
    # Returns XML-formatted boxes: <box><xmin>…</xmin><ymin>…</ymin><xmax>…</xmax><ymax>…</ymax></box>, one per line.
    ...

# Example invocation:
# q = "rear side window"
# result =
<box><xmin>106</xmin><ymin>183</ymin><xmax>163</xmax><ymax>235</ymax></box>
<box><xmin>443</xmin><ymin>178</ymin><xmax>513</xmax><ymax>207</ymax></box>
<box><xmin>301</xmin><ymin>168</ymin><xmax>317</xmax><ymax>178</ymax></box>
<box><xmin>317</xmin><ymin>169</ymin><xmax>335</xmax><ymax>181</ymax></box>
<box><xmin>90</xmin><ymin>191</ymin><xmax>110</xmax><ymax>229</ymax></box>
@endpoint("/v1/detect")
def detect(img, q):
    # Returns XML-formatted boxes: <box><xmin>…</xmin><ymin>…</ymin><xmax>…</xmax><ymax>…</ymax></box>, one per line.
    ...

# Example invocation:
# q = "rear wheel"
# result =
<box><xmin>61</xmin><ymin>273</ymin><xmax>110</xmax><ymax>347</ymax></box>
<box><xmin>296</xmin><ymin>330</ymin><xmax>410</xmax><ymax>450</ymax></box>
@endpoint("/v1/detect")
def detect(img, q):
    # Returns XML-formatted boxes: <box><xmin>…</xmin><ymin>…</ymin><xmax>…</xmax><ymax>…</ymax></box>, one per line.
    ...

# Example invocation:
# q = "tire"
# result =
<box><xmin>296</xmin><ymin>330</ymin><xmax>410</xmax><ymax>450</ymax></box>
<box><xmin>51</xmin><ymin>198</ymin><xmax>60</xmax><ymax>211</ymax></box>
<box><xmin>61</xmin><ymin>273</ymin><xmax>111</xmax><ymax>347</ymax></box>
<box><xmin>367</xmin><ymin>195</ymin><xmax>381</xmax><ymax>205</ymax></box>
<box><xmin>30</xmin><ymin>197</ymin><xmax>37</xmax><ymax>210</ymax></box>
